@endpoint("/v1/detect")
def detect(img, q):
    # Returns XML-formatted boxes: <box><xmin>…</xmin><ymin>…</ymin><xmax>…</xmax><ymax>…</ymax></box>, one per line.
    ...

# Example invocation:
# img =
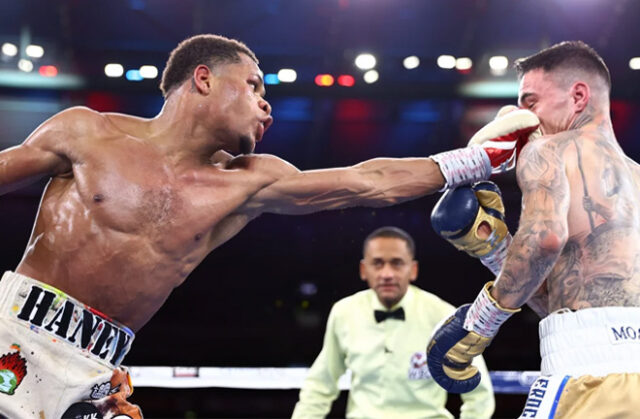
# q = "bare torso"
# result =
<box><xmin>15</xmin><ymin>111</ymin><xmax>277</xmax><ymax>331</ymax></box>
<box><xmin>544</xmin><ymin>123</ymin><xmax>640</xmax><ymax>311</ymax></box>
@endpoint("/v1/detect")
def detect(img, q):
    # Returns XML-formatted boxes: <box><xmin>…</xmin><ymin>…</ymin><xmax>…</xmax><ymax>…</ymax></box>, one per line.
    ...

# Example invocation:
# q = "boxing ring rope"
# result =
<box><xmin>129</xmin><ymin>367</ymin><xmax>538</xmax><ymax>394</ymax></box>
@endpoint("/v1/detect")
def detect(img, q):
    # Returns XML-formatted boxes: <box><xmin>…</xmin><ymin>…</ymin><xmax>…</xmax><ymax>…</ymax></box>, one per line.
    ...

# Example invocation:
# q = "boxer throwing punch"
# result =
<box><xmin>427</xmin><ymin>41</ymin><xmax>640</xmax><ymax>418</ymax></box>
<box><xmin>0</xmin><ymin>34</ymin><xmax>538</xmax><ymax>417</ymax></box>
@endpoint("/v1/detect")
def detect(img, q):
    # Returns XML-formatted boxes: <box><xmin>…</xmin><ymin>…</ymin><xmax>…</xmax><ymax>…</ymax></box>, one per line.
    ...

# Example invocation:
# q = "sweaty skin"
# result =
<box><xmin>493</xmin><ymin>68</ymin><xmax>640</xmax><ymax>315</ymax></box>
<box><xmin>0</xmin><ymin>54</ymin><xmax>445</xmax><ymax>331</ymax></box>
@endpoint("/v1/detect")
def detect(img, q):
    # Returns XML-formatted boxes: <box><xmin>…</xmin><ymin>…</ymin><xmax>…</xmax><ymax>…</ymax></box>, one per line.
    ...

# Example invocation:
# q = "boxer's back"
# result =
<box><xmin>547</xmin><ymin>127</ymin><xmax>640</xmax><ymax>310</ymax></box>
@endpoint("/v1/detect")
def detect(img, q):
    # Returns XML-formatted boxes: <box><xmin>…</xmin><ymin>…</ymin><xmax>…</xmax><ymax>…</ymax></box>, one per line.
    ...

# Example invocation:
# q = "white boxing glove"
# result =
<box><xmin>431</xmin><ymin>105</ymin><xmax>541</xmax><ymax>189</ymax></box>
<box><xmin>468</xmin><ymin>105</ymin><xmax>541</xmax><ymax>174</ymax></box>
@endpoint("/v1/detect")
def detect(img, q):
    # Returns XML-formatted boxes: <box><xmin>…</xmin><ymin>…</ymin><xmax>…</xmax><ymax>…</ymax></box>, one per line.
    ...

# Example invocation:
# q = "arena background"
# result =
<box><xmin>1</xmin><ymin>0</ymin><xmax>640</xmax><ymax>417</ymax></box>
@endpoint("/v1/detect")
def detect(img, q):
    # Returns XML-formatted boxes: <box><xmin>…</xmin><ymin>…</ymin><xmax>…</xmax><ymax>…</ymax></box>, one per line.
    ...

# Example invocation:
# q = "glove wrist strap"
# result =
<box><xmin>479</xmin><ymin>233</ymin><xmax>512</xmax><ymax>276</ymax></box>
<box><xmin>430</xmin><ymin>146</ymin><xmax>492</xmax><ymax>191</ymax></box>
<box><xmin>463</xmin><ymin>281</ymin><xmax>520</xmax><ymax>338</ymax></box>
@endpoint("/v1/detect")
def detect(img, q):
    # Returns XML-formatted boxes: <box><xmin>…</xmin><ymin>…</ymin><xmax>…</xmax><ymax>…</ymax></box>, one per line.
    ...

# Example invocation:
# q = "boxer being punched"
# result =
<box><xmin>0</xmin><ymin>34</ymin><xmax>537</xmax><ymax>417</ymax></box>
<box><xmin>428</xmin><ymin>41</ymin><xmax>640</xmax><ymax>418</ymax></box>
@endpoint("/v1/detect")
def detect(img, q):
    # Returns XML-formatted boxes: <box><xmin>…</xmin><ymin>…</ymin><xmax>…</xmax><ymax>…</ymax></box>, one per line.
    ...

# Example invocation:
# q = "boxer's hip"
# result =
<box><xmin>0</xmin><ymin>270</ymin><xmax>135</xmax><ymax>368</ymax></box>
<box><xmin>539</xmin><ymin>306</ymin><xmax>640</xmax><ymax>376</ymax></box>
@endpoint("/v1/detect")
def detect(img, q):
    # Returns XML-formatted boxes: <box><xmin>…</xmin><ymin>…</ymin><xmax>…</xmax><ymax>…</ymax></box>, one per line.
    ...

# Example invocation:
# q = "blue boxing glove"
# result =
<box><xmin>431</xmin><ymin>181</ymin><xmax>512</xmax><ymax>276</ymax></box>
<box><xmin>427</xmin><ymin>282</ymin><xmax>520</xmax><ymax>393</ymax></box>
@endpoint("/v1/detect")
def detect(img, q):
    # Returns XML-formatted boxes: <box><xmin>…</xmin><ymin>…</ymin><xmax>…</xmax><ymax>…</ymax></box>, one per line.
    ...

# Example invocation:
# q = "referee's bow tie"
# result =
<box><xmin>374</xmin><ymin>307</ymin><xmax>405</xmax><ymax>323</ymax></box>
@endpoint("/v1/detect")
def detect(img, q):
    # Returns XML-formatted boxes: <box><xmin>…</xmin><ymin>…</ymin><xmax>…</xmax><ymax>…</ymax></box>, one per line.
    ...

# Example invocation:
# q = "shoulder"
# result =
<box><xmin>52</xmin><ymin>106</ymin><xmax>105</xmax><ymax>133</ymax></box>
<box><xmin>24</xmin><ymin>106</ymin><xmax>105</xmax><ymax>151</ymax></box>
<box><xmin>224</xmin><ymin>153</ymin><xmax>299</xmax><ymax>178</ymax></box>
<box><xmin>331</xmin><ymin>290</ymin><xmax>370</xmax><ymax>314</ymax></box>
<box><xmin>517</xmin><ymin>132</ymin><xmax>576</xmax><ymax>182</ymax></box>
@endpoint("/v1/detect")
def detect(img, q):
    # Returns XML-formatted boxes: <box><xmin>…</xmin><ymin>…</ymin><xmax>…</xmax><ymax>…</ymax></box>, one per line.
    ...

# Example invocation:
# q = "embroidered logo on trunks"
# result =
<box><xmin>90</xmin><ymin>381</ymin><xmax>120</xmax><ymax>399</ymax></box>
<box><xmin>608</xmin><ymin>324</ymin><xmax>640</xmax><ymax>344</ymax></box>
<box><xmin>15</xmin><ymin>285</ymin><xmax>133</xmax><ymax>367</ymax></box>
<box><xmin>0</xmin><ymin>349</ymin><xmax>27</xmax><ymax>395</ymax></box>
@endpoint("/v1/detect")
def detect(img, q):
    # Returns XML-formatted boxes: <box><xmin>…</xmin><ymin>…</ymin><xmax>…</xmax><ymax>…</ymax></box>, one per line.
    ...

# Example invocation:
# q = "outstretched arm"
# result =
<box><xmin>0</xmin><ymin>107</ymin><xmax>90</xmax><ymax>195</ymax></box>
<box><xmin>249</xmin><ymin>156</ymin><xmax>447</xmax><ymax>215</ymax></box>
<box><xmin>492</xmin><ymin>138</ymin><xmax>571</xmax><ymax>308</ymax></box>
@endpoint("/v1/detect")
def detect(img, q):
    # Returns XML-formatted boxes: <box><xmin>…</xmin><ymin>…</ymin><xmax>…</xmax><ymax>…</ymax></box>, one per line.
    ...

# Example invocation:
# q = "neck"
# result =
<box><xmin>147</xmin><ymin>85</ymin><xmax>224</xmax><ymax>164</ymax></box>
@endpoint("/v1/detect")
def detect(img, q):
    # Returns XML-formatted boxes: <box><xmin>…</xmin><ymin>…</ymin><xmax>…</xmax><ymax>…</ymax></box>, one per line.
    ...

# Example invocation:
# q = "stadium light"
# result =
<box><xmin>104</xmin><ymin>64</ymin><xmax>124</xmax><ymax>78</ymax></box>
<box><xmin>363</xmin><ymin>70</ymin><xmax>379</xmax><ymax>84</ymax></box>
<box><xmin>437</xmin><ymin>55</ymin><xmax>456</xmax><ymax>69</ymax></box>
<box><xmin>403</xmin><ymin>56</ymin><xmax>420</xmax><ymax>70</ymax></box>
<box><xmin>355</xmin><ymin>53</ymin><xmax>376</xmax><ymax>70</ymax></box>
<box><xmin>277</xmin><ymin>68</ymin><xmax>297</xmax><ymax>83</ymax></box>
<box><xmin>456</xmin><ymin>57</ymin><xmax>473</xmax><ymax>71</ymax></box>
<box><xmin>2</xmin><ymin>43</ymin><xmax>18</xmax><ymax>57</ymax></box>
<box><xmin>18</xmin><ymin>59</ymin><xmax>33</xmax><ymax>72</ymax></box>
<box><xmin>25</xmin><ymin>44</ymin><xmax>44</xmax><ymax>58</ymax></box>
<box><xmin>139</xmin><ymin>65</ymin><xmax>158</xmax><ymax>79</ymax></box>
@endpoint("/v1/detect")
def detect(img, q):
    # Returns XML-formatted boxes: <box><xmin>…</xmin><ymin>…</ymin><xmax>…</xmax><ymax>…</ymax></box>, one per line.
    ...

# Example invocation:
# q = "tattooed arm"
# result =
<box><xmin>491</xmin><ymin>138</ymin><xmax>571</xmax><ymax>309</ymax></box>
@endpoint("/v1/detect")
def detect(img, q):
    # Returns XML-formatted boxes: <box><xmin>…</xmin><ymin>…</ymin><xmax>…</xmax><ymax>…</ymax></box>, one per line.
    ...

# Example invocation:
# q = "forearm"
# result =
<box><xmin>353</xmin><ymin>157</ymin><xmax>445</xmax><ymax>206</ymax></box>
<box><xmin>492</xmin><ymin>224</ymin><xmax>565</xmax><ymax>309</ymax></box>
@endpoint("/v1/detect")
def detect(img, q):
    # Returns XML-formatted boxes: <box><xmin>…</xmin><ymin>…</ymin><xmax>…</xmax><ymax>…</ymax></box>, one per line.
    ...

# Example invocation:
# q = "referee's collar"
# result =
<box><xmin>370</xmin><ymin>284</ymin><xmax>415</xmax><ymax>312</ymax></box>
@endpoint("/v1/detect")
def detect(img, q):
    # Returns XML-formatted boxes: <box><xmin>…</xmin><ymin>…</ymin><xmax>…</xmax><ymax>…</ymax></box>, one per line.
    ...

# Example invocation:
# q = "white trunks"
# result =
<box><xmin>0</xmin><ymin>271</ymin><xmax>142</xmax><ymax>419</ymax></box>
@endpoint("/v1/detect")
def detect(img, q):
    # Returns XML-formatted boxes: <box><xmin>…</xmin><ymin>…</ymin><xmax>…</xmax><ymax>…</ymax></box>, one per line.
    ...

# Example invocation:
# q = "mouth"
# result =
<box><xmin>256</xmin><ymin>116</ymin><xmax>273</xmax><ymax>142</ymax></box>
<box><xmin>378</xmin><ymin>283</ymin><xmax>398</xmax><ymax>291</ymax></box>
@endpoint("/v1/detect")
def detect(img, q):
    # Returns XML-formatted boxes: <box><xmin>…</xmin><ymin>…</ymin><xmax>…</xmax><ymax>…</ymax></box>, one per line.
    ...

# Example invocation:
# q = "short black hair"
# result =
<box><xmin>160</xmin><ymin>34</ymin><xmax>258</xmax><ymax>98</ymax></box>
<box><xmin>363</xmin><ymin>226</ymin><xmax>415</xmax><ymax>258</ymax></box>
<box><xmin>514</xmin><ymin>40</ymin><xmax>611</xmax><ymax>90</ymax></box>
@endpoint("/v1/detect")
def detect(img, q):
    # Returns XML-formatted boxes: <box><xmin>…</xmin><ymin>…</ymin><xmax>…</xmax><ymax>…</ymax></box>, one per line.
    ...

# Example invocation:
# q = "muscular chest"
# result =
<box><xmin>68</xmin><ymin>152</ymin><xmax>249</xmax><ymax>250</ymax></box>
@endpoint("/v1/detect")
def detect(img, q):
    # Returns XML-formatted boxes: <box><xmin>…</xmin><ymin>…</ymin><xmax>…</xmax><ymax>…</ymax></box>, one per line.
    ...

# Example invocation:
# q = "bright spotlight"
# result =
<box><xmin>125</xmin><ymin>69</ymin><xmax>143</xmax><ymax>81</ymax></box>
<box><xmin>18</xmin><ymin>59</ymin><xmax>33</xmax><ymax>72</ymax></box>
<box><xmin>403</xmin><ymin>56</ymin><xmax>420</xmax><ymax>70</ymax></box>
<box><xmin>314</xmin><ymin>74</ymin><xmax>334</xmax><ymax>87</ymax></box>
<box><xmin>489</xmin><ymin>56</ymin><xmax>509</xmax><ymax>76</ymax></box>
<box><xmin>264</xmin><ymin>74</ymin><xmax>279</xmax><ymax>85</ymax></box>
<box><xmin>139</xmin><ymin>65</ymin><xmax>158</xmax><ymax>79</ymax></box>
<box><xmin>363</xmin><ymin>69</ymin><xmax>379</xmax><ymax>84</ymax></box>
<box><xmin>629</xmin><ymin>57</ymin><xmax>640</xmax><ymax>70</ymax></box>
<box><xmin>355</xmin><ymin>53</ymin><xmax>376</xmax><ymax>70</ymax></box>
<box><xmin>437</xmin><ymin>55</ymin><xmax>456</xmax><ymax>69</ymax></box>
<box><xmin>25</xmin><ymin>44</ymin><xmax>44</xmax><ymax>58</ymax></box>
<box><xmin>277</xmin><ymin>68</ymin><xmax>297</xmax><ymax>83</ymax></box>
<box><xmin>456</xmin><ymin>57</ymin><xmax>473</xmax><ymax>70</ymax></box>
<box><xmin>2</xmin><ymin>43</ymin><xmax>18</xmax><ymax>57</ymax></box>
<box><xmin>104</xmin><ymin>63</ymin><xmax>124</xmax><ymax>78</ymax></box>
<box><xmin>489</xmin><ymin>56</ymin><xmax>508</xmax><ymax>70</ymax></box>
<box><xmin>39</xmin><ymin>65</ymin><xmax>58</xmax><ymax>77</ymax></box>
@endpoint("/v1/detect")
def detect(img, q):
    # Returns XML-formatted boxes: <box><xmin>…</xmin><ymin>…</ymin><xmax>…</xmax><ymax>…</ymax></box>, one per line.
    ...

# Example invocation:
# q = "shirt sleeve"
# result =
<box><xmin>291</xmin><ymin>304</ymin><xmax>347</xmax><ymax>419</ymax></box>
<box><xmin>459</xmin><ymin>354</ymin><xmax>496</xmax><ymax>419</ymax></box>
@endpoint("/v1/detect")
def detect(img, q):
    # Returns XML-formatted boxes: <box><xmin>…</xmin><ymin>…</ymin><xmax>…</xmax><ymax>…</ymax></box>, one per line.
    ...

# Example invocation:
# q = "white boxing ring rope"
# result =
<box><xmin>129</xmin><ymin>367</ymin><xmax>539</xmax><ymax>394</ymax></box>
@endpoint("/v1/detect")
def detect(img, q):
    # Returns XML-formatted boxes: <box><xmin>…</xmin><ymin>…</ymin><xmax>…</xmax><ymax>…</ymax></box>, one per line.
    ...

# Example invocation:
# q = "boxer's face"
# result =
<box><xmin>518</xmin><ymin>68</ymin><xmax>576</xmax><ymax>135</ymax></box>
<box><xmin>204</xmin><ymin>54</ymin><xmax>273</xmax><ymax>154</ymax></box>
<box><xmin>360</xmin><ymin>237</ymin><xmax>417</xmax><ymax>309</ymax></box>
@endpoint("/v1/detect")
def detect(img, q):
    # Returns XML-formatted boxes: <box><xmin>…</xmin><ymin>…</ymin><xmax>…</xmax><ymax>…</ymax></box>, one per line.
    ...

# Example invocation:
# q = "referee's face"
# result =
<box><xmin>360</xmin><ymin>237</ymin><xmax>418</xmax><ymax>309</ymax></box>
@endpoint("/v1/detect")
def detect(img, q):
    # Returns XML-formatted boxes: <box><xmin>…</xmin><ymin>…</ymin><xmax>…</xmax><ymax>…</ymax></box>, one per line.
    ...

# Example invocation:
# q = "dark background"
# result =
<box><xmin>1</xmin><ymin>0</ymin><xmax>640</xmax><ymax>417</ymax></box>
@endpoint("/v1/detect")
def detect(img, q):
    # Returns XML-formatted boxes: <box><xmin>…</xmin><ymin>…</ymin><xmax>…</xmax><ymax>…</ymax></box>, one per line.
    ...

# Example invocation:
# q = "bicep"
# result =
<box><xmin>0</xmin><ymin>107</ymin><xmax>95</xmax><ymax>195</ymax></box>
<box><xmin>493</xmin><ymin>141</ymin><xmax>570</xmax><ymax>307</ymax></box>
<box><xmin>0</xmin><ymin>137</ymin><xmax>70</xmax><ymax>195</ymax></box>
<box><xmin>516</xmin><ymin>141</ymin><xmax>571</xmax><ymax>247</ymax></box>
<box><xmin>249</xmin><ymin>166</ymin><xmax>372</xmax><ymax>215</ymax></box>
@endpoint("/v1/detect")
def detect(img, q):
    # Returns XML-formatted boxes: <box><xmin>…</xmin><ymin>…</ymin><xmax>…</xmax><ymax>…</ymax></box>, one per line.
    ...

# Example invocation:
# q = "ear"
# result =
<box><xmin>360</xmin><ymin>260</ymin><xmax>367</xmax><ymax>282</ymax></box>
<box><xmin>410</xmin><ymin>260</ymin><xmax>418</xmax><ymax>283</ymax></box>
<box><xmin>571</xmin><ymin>81</ymin><xmax>590</xmax><ymax>112</ymax></box>
<box><xmin>192</xmin><ymin>64</ymin><xmax>213</xmax><ymax>94</ymax></box>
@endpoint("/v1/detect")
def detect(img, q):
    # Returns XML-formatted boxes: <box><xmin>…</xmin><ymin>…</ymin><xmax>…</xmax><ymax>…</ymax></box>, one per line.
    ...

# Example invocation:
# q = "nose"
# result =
<box><xmin>379</xmin><ymin>263</ymin><xmax>395</xmax><ymax>279</ymax></box>
<box><xmin>259</xmin><ymin>97</ymin><xmax>272</xmax><ymax>116</ymax></box>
